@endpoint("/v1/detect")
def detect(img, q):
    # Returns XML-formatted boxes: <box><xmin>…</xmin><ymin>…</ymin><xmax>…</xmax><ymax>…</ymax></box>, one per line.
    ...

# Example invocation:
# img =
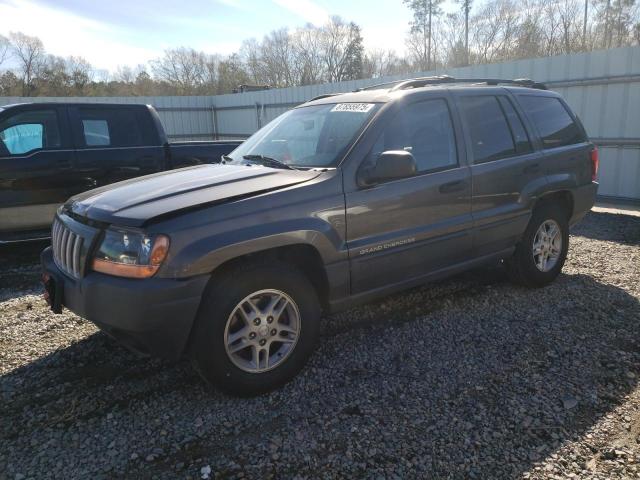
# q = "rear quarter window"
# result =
<box><xmin>77</xmin><ymin>107</ymin><xmax>155</xmax><ymax>148</ymax></box>
<box><xmin>517</xmin><ymin>96</ymin><xmax>585</xmax><ymax>148</ymax></box>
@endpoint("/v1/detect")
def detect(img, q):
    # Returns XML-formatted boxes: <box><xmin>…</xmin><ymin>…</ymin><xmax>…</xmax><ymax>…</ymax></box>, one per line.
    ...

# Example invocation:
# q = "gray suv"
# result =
<box><xmin>41</xmin><ymin>76</ymin><xmax>599</xmax><ymax>395</ymax></box>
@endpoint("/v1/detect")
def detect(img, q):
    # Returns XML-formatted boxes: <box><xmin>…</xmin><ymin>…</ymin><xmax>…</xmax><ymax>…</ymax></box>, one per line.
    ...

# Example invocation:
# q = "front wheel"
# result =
<box><xmin>506</xmin><ymin>202</ymin><xmax>570</xmax><ymax>287</ymax></box>
<box><xmin>191</xmin><ymin>262</ymin><xmax>321</xmax><ymax>396</ymax></box>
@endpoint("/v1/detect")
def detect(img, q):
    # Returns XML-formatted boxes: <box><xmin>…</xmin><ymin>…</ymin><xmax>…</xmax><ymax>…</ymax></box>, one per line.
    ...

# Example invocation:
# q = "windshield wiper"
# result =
<box><xmin>242</xmin><ymin>154</ymin><xmax>297</xmax><ymax>170</ymax></box>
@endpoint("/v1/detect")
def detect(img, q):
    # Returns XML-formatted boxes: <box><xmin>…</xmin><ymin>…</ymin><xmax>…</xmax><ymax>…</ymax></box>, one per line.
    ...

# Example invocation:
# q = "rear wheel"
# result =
<box><xmin>191</xmin><ymin>262</ymin><xmax>320</xmax><ymax>396</ymax></box>
<box><xmin>506</xmin><ymin>202</ymin><xmax>569</xmax><ymax>287</ymax></box>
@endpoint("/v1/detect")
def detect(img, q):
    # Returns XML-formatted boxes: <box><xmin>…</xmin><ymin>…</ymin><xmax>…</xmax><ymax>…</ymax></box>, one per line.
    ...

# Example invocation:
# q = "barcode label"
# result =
<box><xmin>331</xmin><ymin>103</ymin><xmax>375</xmax><ymax>113</ymax></box>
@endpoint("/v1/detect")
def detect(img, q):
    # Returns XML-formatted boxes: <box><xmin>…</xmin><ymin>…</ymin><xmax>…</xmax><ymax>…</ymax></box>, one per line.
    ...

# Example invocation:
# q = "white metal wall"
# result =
<box><xmin>1</xmin><ymin>46</ymin><xmax>639</xmax><ymax>200</ymax></box>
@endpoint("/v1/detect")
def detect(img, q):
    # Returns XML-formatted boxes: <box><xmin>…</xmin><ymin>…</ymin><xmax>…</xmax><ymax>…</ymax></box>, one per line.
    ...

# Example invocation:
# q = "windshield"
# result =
<box><xmin>226</xmin><ymin>103</ymin><xmax>380</xmax><ymax>168</ymax></box>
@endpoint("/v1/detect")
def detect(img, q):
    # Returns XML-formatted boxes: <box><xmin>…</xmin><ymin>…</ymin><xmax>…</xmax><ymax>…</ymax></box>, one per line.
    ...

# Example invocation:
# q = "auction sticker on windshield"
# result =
<box><xmin>331</xmin><ymin>103</ymin><xmax>375</xmax><ymax>113</ymax></box>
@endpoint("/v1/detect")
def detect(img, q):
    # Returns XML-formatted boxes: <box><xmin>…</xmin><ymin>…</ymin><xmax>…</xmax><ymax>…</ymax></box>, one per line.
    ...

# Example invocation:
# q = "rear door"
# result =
<box><xmin>68</xmin><ymin>105</ymin><xmax>164</xmax><ymax>192</ymax></box>
<box><xmin>0</xmin><ymin>105</ymin><xmax>75</xmax><ymax>235</ymax></box>
<box><xmin>344</xmin><ymin>96</ymin><xmax>473</xmax><ymax>294</ymax></box>
<box><xmin>515</xmin><ymin>94</ymin><xmax>592</xmax><ymax>187</ymax></box>
<box><xmin>454</xmin><ymin>91</ymin><xmax>541</xmax><ymax>257</ymax></box>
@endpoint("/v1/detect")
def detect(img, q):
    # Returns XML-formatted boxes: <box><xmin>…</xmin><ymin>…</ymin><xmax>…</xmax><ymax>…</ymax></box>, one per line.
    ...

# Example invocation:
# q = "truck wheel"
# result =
<box><xmin>191</xmin><ymin>262</ymin><xmax>321</xmax><ymax>396</ymax></box>
<box><xmin>506</xmin><ymin>202</ymin><xmax>569</xmax><ymax>288</ymax></box>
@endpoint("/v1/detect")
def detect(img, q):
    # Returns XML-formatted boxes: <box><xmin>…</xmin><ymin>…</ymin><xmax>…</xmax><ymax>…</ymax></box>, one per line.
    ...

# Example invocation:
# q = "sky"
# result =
<box><xmin>0</xmin><ymin>0</ymin><xmax>459</xmax><ymax>73</ymax></box>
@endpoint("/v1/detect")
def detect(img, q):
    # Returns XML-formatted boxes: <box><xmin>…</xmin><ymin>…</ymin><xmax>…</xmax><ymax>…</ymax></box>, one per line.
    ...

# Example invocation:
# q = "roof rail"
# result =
<box><xmin>308</xmin><ymin>93</ymin><xmax>343</xmax><ymax>102</ymax></box>
<box><xmin>355</xmin><ymin>79</ymin><xmax>408</xmax><ymax>92</ymax></box>
<box><xmin>387</xmin><ymin>75</ymin><xmax>547</xmax><ymax>91</ymax></box>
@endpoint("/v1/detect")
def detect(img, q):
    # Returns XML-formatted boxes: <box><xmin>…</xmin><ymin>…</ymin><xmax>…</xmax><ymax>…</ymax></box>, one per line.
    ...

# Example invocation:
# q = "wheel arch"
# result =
<box><xmin>535</xmin><ymin>190</ymin><xmax>574</xmax><ymax>219</ymax></box>
<box><xmin>207</xmin><ymin>243</ymin><xmax>331</xmax><ymax>312</ymax></box>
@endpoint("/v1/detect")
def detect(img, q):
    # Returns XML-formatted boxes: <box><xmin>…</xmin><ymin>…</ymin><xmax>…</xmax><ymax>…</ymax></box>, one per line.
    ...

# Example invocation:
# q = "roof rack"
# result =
<box><xmin>357</xmin><ymin>75</ymin><xmax>547</xmax><ymax>92</ymax></box>
<box><xmin>355</xmin><ymin>79</ymin><xmax>410</xmax><ymax>92</ymax></box>
<box><xmin>308</xmin><ymin>93</ymin><xmax>343</xmax><ymax>102</ymax></box>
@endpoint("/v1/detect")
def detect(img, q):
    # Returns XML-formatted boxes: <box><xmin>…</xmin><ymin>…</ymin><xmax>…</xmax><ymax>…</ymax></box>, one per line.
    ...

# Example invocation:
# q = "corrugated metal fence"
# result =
<box><xmin>1</xmin><ymin>46</ymin><xmax>639</xmax><ymax>201</ymax></box>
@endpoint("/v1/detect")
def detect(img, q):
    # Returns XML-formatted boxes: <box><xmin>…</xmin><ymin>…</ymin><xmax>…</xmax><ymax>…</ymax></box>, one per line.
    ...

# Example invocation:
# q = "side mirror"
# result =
<box><xmin>359</xmin><ymin>150</ymin><xmax>417</xmax><ymax>186</ymax></box>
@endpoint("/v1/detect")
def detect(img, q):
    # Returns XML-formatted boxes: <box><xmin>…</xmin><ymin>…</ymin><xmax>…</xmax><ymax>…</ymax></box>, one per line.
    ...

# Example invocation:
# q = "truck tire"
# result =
<box><xmin>191</xmin><ymin>262</ymin><xmax>321</xmax><ymax>396</ymax></box>
<box><xmin>506</xmin><ymin>202</ymin><xmax>569</xmax><ymax>288</ymax></box>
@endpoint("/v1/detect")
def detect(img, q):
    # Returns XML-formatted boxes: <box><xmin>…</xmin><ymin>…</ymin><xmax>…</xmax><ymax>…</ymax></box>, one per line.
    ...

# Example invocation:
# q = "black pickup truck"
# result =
<box><xmin>0</xmin><ymin>102</ymin><xmax>241</xmax><ymax>242</ymax></box>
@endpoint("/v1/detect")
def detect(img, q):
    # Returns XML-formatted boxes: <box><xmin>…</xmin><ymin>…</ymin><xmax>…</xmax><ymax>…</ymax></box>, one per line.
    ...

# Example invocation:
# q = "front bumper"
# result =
<box><xmin>41</xmin><ymin>247</ymin><xmax>209</xmax><ymax>360</ymax></box>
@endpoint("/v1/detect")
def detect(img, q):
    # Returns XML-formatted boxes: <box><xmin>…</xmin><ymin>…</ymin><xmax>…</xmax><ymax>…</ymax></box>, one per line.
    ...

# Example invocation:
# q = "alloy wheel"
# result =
<box><xmin>224</xmin><ymin>289</ymin><xmax>301</xmax><ymax>373</ymax></box>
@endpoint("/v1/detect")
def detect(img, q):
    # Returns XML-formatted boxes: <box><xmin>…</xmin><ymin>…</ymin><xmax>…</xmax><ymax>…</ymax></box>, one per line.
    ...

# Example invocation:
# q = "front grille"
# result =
<box><xmin>52</xmin><ymin>217</ymin><xmax>85</xmax><ymax>278</ymax></box>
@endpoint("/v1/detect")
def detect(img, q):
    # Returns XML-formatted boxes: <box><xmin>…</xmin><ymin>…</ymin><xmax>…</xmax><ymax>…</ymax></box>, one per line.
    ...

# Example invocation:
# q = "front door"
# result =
<box><xmin>0</xmin><ymin>105</ymin><xmax>75</xmax><ymax>236</ymax></box>
<box><xmin>345</xmin><ymin>97</ymin><xmax>473</xmax><ymax>294</ymax></box>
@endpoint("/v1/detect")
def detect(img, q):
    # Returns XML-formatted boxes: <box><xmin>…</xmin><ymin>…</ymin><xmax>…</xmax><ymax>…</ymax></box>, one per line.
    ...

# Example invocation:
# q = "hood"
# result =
<box><xmin>65</xmin><ymin>164</ymin><xmax>321</xmax><ymax>227</ymax></box>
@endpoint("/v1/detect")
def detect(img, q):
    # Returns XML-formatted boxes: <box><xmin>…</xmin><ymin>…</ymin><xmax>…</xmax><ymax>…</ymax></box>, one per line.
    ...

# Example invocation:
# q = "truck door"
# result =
<box><xmin>68</xmin><ymin>105</ymin><xmax>164</xmax><ymax>192</ymax></box>
<box><xmin>0</xmin><ymin>105</ymin><xmax>75</xmax><ymax>237</ymax></box>
<box><xmin>344</xmin><ymin>97</ymin><xmax>473</xmax><ymax>294</ymax></box>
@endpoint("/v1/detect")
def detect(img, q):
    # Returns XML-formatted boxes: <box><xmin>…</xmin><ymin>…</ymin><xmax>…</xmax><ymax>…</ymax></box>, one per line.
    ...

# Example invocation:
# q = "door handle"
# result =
<box><xmin>523</xmin><ymin>163</ymin><xmax>540</xmax><ymax>174</ymax></box>
<box><xmin>439</xmin><ymin>180</ymin><xmax>466</xmax><ymax>194</ymax></box>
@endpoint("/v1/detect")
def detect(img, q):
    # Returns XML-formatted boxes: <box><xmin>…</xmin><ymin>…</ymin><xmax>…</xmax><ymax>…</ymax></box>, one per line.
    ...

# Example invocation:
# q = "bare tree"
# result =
<box><xmin>404</xmin><ymin>0</ymin><xmax>445</xmax><ymax>70</ymax></box>
<box><xmin>260</xmin><ymin>28</ymin><xmax>297</xmax><ymax>86</ymax></box>
<box><xmin>292</xmin><ymin>25</ymin><xmax>324</xmax><ymax>85</ymax></box>
<box><xmin>66</xmin><ymin>56</ymin><xmax>93</xmax><ymax>94</ymax></box>
<box><xmin>113</xmin><ymin>65</ymin><xmax>136</xmax><ymax>84</ymax></box>
<box><xmin>455</xmin><ymin>0</ymin><xmax>473</xmax><ymax>65</ymax></box>
<box><xmin>321</xmin><ymin>16</ymin><xmax>364</xmax><ymax>82</ymax></box>
<box><xmin>363</xmin><ymin>49</ymin><xmax>407</xmax><ymax>78</ymax></box>
<box><xmin>555</xmin><ymin>0</ymin><xmax>584</xmax><ymax>54</ymax></box>
<box><xmin>439</xmin><ymin>11</ymin><xmax>467</xmax><ymax>66</ymax></box>
<box><xmin>0</xmin><ymin>34</ymin><xmax>10</xmax><ymax>69</ymax></box>
<box><xmin>610</xmin><ymin>0</ymin><xmax>640</xmax><ymax>47</ymax></box>
<box><xmin>0</xmin><ymin>70</ymin><xmax>20</xmax><ymax>95</ymax></box>
<box><xmin>9</xmin><ymin>32</ymin><xmax>46</xmax><ymax>95</ymax></box>
<box><xmin>2</xmin><ymin>4</ymin><xmax>639</xmax><ymax>98</ymax></box>
<box><xmin>471</xmin><ymin>0</ymin><xmax>520</xmax><ymax>63</ymax></box>
<box><xmin>240</xmin><ymin>38</ymin><xmax>264</xmax><ymax>84</ymax></box>
<box><xmin>37</xmin><ymin>55</ymin><xmax>69</xmax><ymax>95</ymax></box>
<box><xmin>151</xmin><ymin>47</ymin><xmax>209</xmax><ymax>94</ymax></box>
<box><xmin>217</xmin><ymin>53</ymin><xmax>251</xmax><ymax>94</ymax></box>
<box><xmin>513</xmin><ymin>0</ymin><xmax>546</xmax><ymax>58</ymax></box>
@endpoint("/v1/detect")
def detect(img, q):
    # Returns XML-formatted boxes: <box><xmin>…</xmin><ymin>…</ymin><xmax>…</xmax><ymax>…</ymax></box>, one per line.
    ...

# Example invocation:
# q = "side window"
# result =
<box><xmin>458</xmin><ymin>96</ymin><xmax>516</xmax><ymax>164</ymax></box>
<box><xmin>370</xmin><ymin>99</ymin><xmax>457</xmax><ymax>173</ymax></box>
<box><xmin>77</xmin><ymin>108</ymin><xmax>148</xmax><ymax>148</ymax></box>
<box><xmin>497</xmin><ymin>96</ymin><xmax>532</xmax><ymax>155</ymax></box>
<box><xmin>518</xmin><ymin>96</ymin><xmax>585</xmax><ymax>148</ymax></box>
<box><xmin>82</xmin><ymin>119</ymin><xmax>110</xmax><ymax>146</ymax></box>
<box><xmin>0</xmin><ymin>110</ymin><xmax>61</xmax><ymax>155</ymax></box>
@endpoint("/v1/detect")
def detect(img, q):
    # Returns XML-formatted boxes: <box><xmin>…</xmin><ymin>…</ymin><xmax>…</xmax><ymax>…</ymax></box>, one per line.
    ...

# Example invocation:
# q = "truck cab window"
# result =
<box><xmin>82</xmin><ymin>119</ymin><xmax>111</xmax><ymax>146</ymax></box>
<box><xmin>77</xmin><ymin>108</ymin><xmax>148</xmax><ymax>148</ymax></box>
<box><xmin>0</xmin><ymin>110</ymin><xmax>61</xmax><ymax>156</ymax></box>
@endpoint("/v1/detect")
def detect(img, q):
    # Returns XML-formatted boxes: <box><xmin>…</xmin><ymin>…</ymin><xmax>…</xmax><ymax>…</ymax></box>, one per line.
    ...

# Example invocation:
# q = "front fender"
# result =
<box><xmin>160</xmin><ymin>217</ymin><xmax>346</xmax><ymax>278</ymax></box>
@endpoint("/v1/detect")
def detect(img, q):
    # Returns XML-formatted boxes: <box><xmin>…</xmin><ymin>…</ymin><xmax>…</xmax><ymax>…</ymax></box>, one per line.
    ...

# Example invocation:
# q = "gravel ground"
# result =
<box><xmin>1</xmin><ymin>210</ymin><xmax>639</xmax><ymax>480</ymax></box>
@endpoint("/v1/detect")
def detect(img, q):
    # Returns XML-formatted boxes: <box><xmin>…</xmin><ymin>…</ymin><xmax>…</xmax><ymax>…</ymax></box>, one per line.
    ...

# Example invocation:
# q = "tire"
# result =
<box><xmin>506</xmin><ymin>202</ymin><xmax>570</xmax><ymax>288</ymax></box>
<box><xmin>191</xmin><ymin>261</ymin><xmax>321</xmax><ymax>396</ymax></box>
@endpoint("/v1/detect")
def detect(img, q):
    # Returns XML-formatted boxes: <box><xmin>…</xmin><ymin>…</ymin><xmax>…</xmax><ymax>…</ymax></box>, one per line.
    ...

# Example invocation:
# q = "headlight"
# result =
<box><xmin>92</xmin><ymin>228</ymin><xmax>170</xmax><ymax>279</ymax></box>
